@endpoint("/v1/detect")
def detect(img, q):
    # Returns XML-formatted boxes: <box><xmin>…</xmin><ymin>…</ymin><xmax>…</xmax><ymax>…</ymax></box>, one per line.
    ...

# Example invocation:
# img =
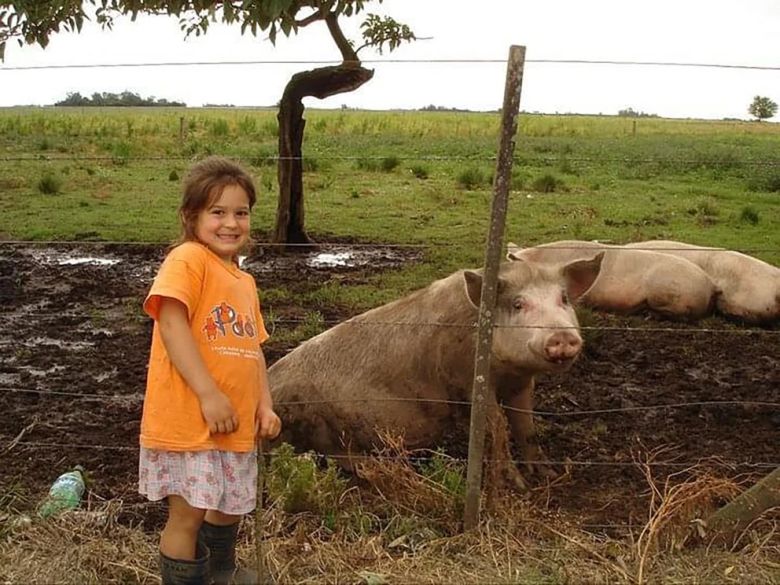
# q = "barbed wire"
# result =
<box><xmin>2</xmin><ymin>58</ymin><xmax>779</xmax><ymax>72</ymax></box>
<box><xmin>3</xmin><ymin>387</ymin><xmax>778</xmax><ymax>417</ymax></box>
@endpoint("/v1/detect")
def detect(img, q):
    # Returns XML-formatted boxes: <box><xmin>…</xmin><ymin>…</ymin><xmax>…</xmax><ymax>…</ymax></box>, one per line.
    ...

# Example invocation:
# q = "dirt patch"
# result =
<box><xmin>1</xmin><ymin>240</ymin><xmax>777</xmax><ymax>534</ymax></box>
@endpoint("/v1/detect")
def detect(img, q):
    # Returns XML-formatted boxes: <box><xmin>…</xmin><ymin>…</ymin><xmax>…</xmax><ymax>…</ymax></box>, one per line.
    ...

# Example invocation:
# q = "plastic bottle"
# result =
<box><xmin>38</xmin><ymin>466</ymin><xmax>86</xmax><ymax>518</ymax></box>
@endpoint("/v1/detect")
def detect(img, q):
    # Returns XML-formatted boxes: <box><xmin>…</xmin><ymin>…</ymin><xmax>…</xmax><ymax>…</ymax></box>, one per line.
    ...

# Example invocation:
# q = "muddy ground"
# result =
<box><xmin>1</xmin><ymin>240</ymin><xmax>778</xmax><ymax>534</ymax></box>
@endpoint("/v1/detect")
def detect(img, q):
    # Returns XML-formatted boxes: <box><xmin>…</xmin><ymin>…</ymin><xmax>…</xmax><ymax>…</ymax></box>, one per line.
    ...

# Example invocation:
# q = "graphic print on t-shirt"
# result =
<box><xmin>202</xmin><ymin>301</ymin><xmax>257</xmax><ymax>341</ymax></box>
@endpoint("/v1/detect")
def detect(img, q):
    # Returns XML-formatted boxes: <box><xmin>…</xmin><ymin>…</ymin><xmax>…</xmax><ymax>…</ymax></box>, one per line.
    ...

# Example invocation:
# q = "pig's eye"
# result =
<box><xmin>561</xmin><ymin>290</ymin><xmax>570</xmax><ymax>305</ymax></box>
<box><xmin>512</xmin><ymin>296</ymin><xmax>528</xmax><ymax>311</ymax></box>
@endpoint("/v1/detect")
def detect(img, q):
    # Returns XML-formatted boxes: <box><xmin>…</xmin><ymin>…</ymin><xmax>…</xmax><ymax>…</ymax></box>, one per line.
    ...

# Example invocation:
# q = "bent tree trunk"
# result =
<box><xmin>274</xmin><ymin>64</ymin><xmax>374</xmax><ymax>246</ymax></box>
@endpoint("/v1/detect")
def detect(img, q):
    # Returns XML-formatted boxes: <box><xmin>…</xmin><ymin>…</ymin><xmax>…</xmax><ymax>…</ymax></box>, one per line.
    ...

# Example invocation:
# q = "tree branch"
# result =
<box><xmin>325</xmin><ymin>11</ymin><xmax>358</xmax><ymax>63</ymax></box>
<box><xmin>295</xmin><ymin>10</ymin><xmax>325</xmax><ymax>28</ymax></box>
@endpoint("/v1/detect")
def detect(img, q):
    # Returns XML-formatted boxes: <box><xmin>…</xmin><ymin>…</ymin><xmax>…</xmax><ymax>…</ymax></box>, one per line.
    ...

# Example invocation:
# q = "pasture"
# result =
<box><xmin>0</xmin><ymin>107</ymin><xmax>778</xmax><ymax>583</ymax></box>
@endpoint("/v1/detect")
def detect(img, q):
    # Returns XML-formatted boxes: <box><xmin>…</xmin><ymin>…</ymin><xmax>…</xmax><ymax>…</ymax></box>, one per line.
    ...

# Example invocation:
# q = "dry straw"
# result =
<box><xmin>1</xmin><ymin>448</ymin><xmax>778</xmax><ymax>584</ymax></box>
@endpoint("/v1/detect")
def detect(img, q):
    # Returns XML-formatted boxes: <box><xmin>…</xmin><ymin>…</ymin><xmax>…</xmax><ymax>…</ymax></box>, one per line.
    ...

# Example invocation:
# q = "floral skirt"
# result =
<box><xmin>138</xmin><ymin>448</ymin><xmax>257</xmax><ymax>515</ymax></box>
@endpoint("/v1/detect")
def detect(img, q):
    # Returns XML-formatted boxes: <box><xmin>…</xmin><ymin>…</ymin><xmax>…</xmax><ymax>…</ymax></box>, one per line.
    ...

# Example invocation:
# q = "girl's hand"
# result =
<box><xmin>200</xmin><ymin>390</ymin><xmax>239</xmax><ymax>434</ymax></box>
<box><xmin>255</xmin><ymin>405</ymin><xmax>281</xmax><ymax>440</ymax></box>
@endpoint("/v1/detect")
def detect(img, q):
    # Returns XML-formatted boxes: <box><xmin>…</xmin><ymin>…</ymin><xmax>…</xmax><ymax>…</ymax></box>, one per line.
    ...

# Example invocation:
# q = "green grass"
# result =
<box><xmin>0</xmin><ymin>107</ymin><xmax>778</xmax><ymax>305</ymax></box>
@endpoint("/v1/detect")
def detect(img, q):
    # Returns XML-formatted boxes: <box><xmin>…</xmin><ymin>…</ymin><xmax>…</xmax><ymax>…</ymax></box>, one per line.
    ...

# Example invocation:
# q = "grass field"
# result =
<box><xmin>1</xmin><ymin>108</ymin><xmax>778</xmax><ymax>584</ymax></box>
<box><xmin>1</xmin><ymin>107</ymin><xmax>778</xmax><ymax>288</ymax></box>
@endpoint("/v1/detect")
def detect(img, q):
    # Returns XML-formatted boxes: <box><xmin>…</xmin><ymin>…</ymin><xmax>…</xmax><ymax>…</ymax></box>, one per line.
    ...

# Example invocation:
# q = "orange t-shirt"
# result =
<box><xmin>139</xmin><ymin>242</ymin><xmax>269</xmax><ymax>452</ymax></box>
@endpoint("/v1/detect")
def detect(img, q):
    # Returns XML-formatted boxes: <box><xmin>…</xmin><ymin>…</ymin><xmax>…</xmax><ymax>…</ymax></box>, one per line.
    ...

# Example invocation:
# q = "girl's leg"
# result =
<box><xmin>200</xmin><ymin>511</ymin><xmax>247</xmax><ymax>584</ymax></box>
<box><xmin>204</xmin><ymin>509</ymin><xmax>241</xmax><ymax>526</ymax></box>
<box><xmin>161</xmin><ymin>495</ymin><xmax>207</xmax><ymax>560</ymax></box>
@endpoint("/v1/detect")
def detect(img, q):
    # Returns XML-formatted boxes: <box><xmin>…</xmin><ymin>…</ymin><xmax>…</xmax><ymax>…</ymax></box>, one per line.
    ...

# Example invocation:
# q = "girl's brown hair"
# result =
<box><xmin>177</xmin><ymin>156</ymin><xmax>257</xmax><ymax>244</ymax></box>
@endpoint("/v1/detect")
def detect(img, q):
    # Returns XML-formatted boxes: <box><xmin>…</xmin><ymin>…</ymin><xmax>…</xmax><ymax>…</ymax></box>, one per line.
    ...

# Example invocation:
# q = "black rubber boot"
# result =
<box><xmin>198</xmin><ymin>520</ymin><xmax>258</xmax><ymax>585</ymax></box>
<box><xmin>159</xmin><ymin>542</ymin><xmax>211</xmax><ymax>585</ymax></box>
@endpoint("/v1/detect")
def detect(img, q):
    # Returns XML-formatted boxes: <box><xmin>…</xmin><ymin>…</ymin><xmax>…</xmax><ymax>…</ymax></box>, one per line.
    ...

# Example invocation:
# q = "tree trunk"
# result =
<box><xmin>273</xmin><ymin>64</ymin><xmax>374</xmax><ymax>247</ymax></box>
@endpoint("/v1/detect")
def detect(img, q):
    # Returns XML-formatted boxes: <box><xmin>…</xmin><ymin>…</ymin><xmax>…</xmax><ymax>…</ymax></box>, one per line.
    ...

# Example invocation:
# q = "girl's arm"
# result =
<box><xmin>158</xmin><ymin>297</ymin><xmax>239</xmax><ymax>434</ymax></box>
<box><xmin>255</xmin><ymin>350</ymin><xmax>281</xmax><ymax>439</ymax></box>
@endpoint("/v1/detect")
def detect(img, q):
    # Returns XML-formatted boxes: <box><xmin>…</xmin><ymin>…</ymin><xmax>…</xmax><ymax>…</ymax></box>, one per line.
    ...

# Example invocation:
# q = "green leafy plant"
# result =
<box><xmin>418</xmin><ymin>450</ymin><xmax>466</xmax><ymax>508</ymax></box>
<box><xmin>266</xmin><ymin>443</ymin><xmax>347</xmax><ymax>515</ymax></box>
<box><xmin>37</xmin><ymin>172</ymin><xmax>63</xmax><ymax>195</ymax></box>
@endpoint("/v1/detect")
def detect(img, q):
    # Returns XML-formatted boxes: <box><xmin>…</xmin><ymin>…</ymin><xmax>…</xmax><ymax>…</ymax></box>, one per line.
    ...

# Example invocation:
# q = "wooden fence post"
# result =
<box><xmin>703</xmin><ymin>466</ymin><xmax>780</xmax><ymax>543</ymax></box>
<box><xmin>463</xmin><ymin>45</ymin><xmax>526</xmax><ymax>531</ymax></box>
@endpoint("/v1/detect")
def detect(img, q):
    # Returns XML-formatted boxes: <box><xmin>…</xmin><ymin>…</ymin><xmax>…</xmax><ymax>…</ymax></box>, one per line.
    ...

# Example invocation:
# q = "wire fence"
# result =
<box><xmin>1</xmin><ymin>54</ymin><xmax>778</xmax><ymax>551</ymax></box>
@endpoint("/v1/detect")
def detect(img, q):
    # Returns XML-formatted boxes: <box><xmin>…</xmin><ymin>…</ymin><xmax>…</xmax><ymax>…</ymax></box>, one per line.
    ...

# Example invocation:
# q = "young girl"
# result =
<box><xmin>139</xmin><ymin>156</ymin><xmax>281</xmax><ymax>585</ymax></box>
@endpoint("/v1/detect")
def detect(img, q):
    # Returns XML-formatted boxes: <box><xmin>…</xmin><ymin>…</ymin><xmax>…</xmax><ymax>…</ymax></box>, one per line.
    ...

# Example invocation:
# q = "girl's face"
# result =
<box><xmin>194</xmin><ymin>184</ymin><xmax>251</xmax><ymax>264</ymax></box>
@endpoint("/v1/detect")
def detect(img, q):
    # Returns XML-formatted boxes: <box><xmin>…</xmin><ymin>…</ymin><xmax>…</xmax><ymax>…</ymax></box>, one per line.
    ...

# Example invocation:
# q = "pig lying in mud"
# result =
<box><xmin>625</xmin><ymin>240</ymin><xmax>780</xmax><ymax>324</ymax></box>
<box><xmin>269</xmin><ymin>254</ymin><xmax>604</xmax><ymax>487</ymax></box>
<box><xmin>507</xmin><ymin>240</ymin><xmax>718</xmax><ymax>320</ymax></box>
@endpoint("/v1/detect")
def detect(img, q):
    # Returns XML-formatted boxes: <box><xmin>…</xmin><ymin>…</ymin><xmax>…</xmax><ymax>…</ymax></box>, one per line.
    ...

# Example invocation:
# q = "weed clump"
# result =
<box><xmin>168</xmin><ymin>170</ymin><xmax>179</xmax><ymax>182</ymax></box>
<box><xmin>266</xmin><ymin>443</ymin><xmax>347</xmax><ymax>515</ymax></box>
<box><xmin>739</xmin><ymin>205</ymin><xmax>760</xmax><ymax>225</ymax></box>
<box><xmin>409</xmin><ymin>164</ymin><xmax>429</xmax><ymax>179</ymax></box>
<box><xmin>381</xmin><ymin>156</ymin><xmax>400</xmax><ymax>172</ymax></box>
<box><xmin>37</xmin><ymin>172</ymin><xmax>63</xmax><ymax>195</ymax></box>
<box><xmin>688</xmin><ymin>197</ymin><xmax>720</xmax><ymax>225</ymax></box>
<box><xmin>355</xmin><ymin>434</ymin><xmax>464</xmax><ymax>527</ymax></box>
<box><xmin>746</xmin><ymin>171</ymin><xmax>780</xmax><ymax>193</ymax></box>
<box><xmin>356</xmin><ymin>157</ymin><xmax>380</xmax><ymax>172</ymax></box>
<box><xmin>111</xmin><ymin>141</ymin><xmax>131</xmax><ymax>165</ymax></box>
<box><xmin>456</xmin><ymin>167</ymin><xmax>487</xmax><ymax>189</ymax></box>
<box><xmin>531</xmin><ymin>173</ymin><xmax>564</xmax><ymax>193</ymax></box>
<box><xmin>209</xmin><ymin>118</ymin><xmax>230</xmax><ymax>138</ymax></box>
<box><xmin>302</xmin><ymin>157</ymin><xmax>319</xmax><ymax>172</ymax></box>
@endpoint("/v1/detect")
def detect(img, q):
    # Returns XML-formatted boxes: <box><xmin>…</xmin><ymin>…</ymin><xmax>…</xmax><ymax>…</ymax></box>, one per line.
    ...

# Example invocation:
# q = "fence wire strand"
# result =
<box><xmin>3</xmin><ymin>386</ymin><xmax>779</xmax><ymax>416</ymax></box>
<box><xmin>2</xmin><ymin>239</ymin><xmax>780</xmax><ymax>255</ymax></box>
<box><xmin>6</xmin><ymin>441</ymin><xmax>777</xmax><ymax>470</ymax></box>
<box><xmin>2</xmin><ymin>313</ymin><xmax>778</xmax><ymax>335</ymax></box>
<box><xmin>2</xmin><ymin>154</ymin><xmax>780</xmax><ymax>166</ymax></box>
<box><xmin>2</xmin><ymin>57</ymin><xmax>779</xmax><ymax>71</ymax></box>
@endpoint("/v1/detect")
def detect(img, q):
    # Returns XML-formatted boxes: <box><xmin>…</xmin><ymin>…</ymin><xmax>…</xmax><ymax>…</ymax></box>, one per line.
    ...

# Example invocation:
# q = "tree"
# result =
<box><xmin>0</xmin><ymin>1</ymin><xmax>416</xmax><ymax>245</ymax></box>
<box><xmin>748</xmin><ymin>95</ymin><xmax>778</xmax><ymax>122</ymax></box>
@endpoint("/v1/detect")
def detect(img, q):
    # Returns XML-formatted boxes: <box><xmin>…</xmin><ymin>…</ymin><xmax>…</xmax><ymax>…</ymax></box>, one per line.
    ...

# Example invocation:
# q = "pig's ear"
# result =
<box><xmin>463</xmin><ymin>271</ymin><xmax>508</xmax><ymax>307</ymax></box>
<box><xmin>563</xmin><ymin>252</ymin><xmax>604</xmax><ymax>302</ymax></box>
<box><xmin>463</xmin><ymin>270</ymin><xmax>483</xmax><ymax>307</ymax></box>
<box><xmin>506</xmin><ymin>242</ymin><xmax>524</xmax><ymax>261</ymax></box>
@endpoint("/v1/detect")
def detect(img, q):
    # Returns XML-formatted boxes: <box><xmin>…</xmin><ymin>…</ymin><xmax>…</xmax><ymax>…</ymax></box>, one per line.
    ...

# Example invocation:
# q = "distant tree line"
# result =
<box><xmin>418</xmin><ymin>104</ymin><xmax>474</xmax><ymax>113</ymax></box>
<box><xmin>54</xmin><ymin>91</ymin><xmax>186</xmax><ymax>107</ymax></box>
<box><xmin>617</xmin><ymin>107</ymin><xmax>659</xmax><ymax>118</ymax></box>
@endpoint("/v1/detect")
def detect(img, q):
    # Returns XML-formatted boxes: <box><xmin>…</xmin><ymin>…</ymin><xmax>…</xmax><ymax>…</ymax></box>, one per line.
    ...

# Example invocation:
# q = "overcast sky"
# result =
<box><xmin>1</xmin><ymin>0</ymin><xmax>778</xmax><ymax>119</ymax></box>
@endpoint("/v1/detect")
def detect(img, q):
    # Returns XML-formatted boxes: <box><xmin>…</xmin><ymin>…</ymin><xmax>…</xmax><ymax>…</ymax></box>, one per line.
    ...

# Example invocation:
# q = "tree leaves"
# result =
<box><xmin>0</xmin><ymin>0</ymin><xmax>416</xmax><ymax>61</ymax></box>
<box><xmin>359</xmin><ymin>13</ymin><xmax>415</xmax><ymax>55</ymax></box>
<box><xmin>748</xmin><ymin>96</ymin><xmax>778</xmax><ymax>121</ymax></box>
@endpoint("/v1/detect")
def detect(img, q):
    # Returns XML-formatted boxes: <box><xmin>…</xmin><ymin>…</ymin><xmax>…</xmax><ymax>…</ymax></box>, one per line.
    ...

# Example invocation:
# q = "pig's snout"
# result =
<box><xmin>544</xmin><ymin>331</ymin><xmax>582</xmax><ymax>363</ymax></box>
